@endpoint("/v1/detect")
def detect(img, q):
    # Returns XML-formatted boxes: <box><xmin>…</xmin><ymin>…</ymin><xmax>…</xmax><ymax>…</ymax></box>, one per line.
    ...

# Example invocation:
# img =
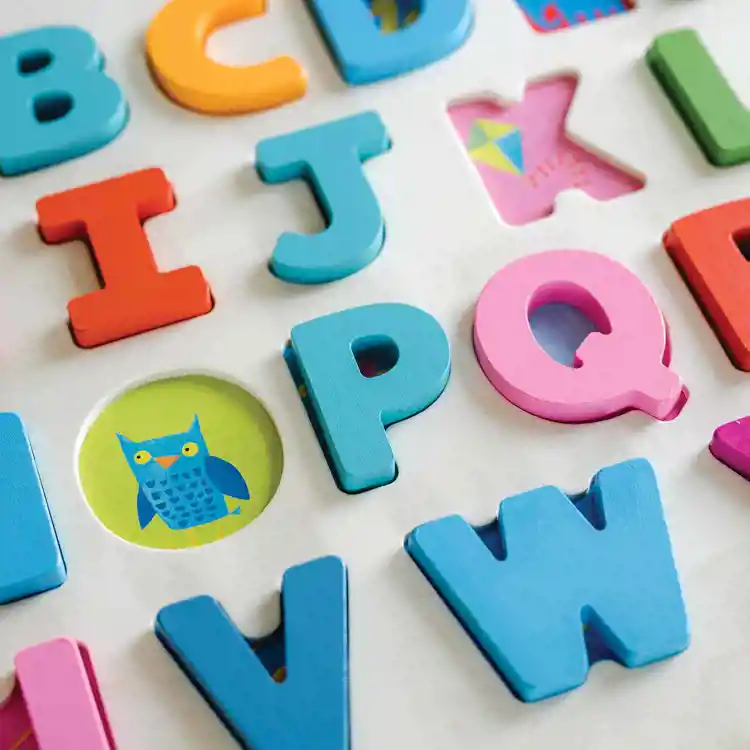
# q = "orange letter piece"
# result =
<box><xmin>37</xmin><ymin>168</ymin><xmax>213</xmax><ymax>348</ymax></box>
<box><xmin>146</xmin><ymin>0</ymin><xmax>307</xmax><ymax>114</ymax></box>
<box><xmin>664</xmin><ymin>199</ymin><xmax>750</xmax><ymax>370</ymax></box>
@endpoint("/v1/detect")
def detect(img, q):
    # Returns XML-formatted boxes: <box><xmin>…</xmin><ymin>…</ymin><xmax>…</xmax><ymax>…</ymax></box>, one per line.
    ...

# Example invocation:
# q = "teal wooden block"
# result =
<box><xmin>256</xmin><ymin>112</ymin><xmax>391</xmax><ymax>284</ymax></box>
<box><xmin>306</xmin><ymin>0</ymin><xmax>473</xmax><ymax>85</ymax></box>
<box><xmin>406</xmin><ymin>459</ymin><xmax>689</xmax><ymax>702</ymax></box>
<box><xmin>286</xmin><ymin>303</ymin><xmax>451</xmax><ymax>493</ymax></box>
<box><xmin>156</xmin><ymin>556</ymin><xmax>349</xmax><ymax>750</ymax></box>
<box><xmin>0</xmin><ymin>413</ymin><xmax>66</xmax><ymax>603</ymax></box>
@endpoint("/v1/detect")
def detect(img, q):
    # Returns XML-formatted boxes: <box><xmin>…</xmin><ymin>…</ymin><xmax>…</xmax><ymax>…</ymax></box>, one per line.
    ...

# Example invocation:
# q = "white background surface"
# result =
<box><xmin>2</xmin><ymin>0</ymin><xmax>750</xmax><ymax>747</ymax></box>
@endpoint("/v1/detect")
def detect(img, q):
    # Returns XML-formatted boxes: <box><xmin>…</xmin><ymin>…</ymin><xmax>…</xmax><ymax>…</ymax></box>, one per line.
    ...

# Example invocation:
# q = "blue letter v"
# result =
<box><xmin>156</xmin><ymin>556</ymin><xmax>349</xmax><ymax>750</ymax></box>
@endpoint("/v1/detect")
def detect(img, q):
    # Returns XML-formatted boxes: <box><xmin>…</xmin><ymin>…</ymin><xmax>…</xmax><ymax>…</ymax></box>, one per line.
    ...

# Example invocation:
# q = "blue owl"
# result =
<box><xmin>117</xmin><ymin>416</ymin><xmax>250</xmax><ymax>531</ymax></box>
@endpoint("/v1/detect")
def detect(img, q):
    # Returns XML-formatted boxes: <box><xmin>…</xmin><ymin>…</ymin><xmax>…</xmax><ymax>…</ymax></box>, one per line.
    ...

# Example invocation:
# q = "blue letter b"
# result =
<box><xmin>407</xmin><ymin>459</ymin><xmax>689</xmax><ymax>702</ymax></box>
<box><xmin>0</xmin><ymin>26</ymin><xmax>128</xmax><ymax>175</ymax></box>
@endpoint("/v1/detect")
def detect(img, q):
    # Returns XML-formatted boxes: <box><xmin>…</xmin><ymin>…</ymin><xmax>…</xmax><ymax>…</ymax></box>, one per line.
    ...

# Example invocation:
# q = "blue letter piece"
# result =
<box><xmin>0</xmin><ymin>413</ymin><xmax>66</xmax><ymax>603</ymax></box>
<box><xmin>286</xmin><ymin>303</ymin><xmax>451</xmax><ymax>493</ymax></box>
<box><xmin>306</xmin><ymin>0</ymin><xmax>474</xmax><ymax>85</ymax></box>
<box><xmin>256</xmin><ymin>112</ymin><xmax>391</xmax><ymax>284</ymax></box>
<box><xmin>406</xmin><ymin>459</ymin><xmax>689</xmax><ymax>702</ymax></box>
<box><xmin>156</xmin><ymin>556</ymin><xmax>349</xmax><ymax>750</ymax></box>
<box><xmin>0</xmin><ymin>26</ymin><xmax>128</xmax><ymax>175</ymax></box>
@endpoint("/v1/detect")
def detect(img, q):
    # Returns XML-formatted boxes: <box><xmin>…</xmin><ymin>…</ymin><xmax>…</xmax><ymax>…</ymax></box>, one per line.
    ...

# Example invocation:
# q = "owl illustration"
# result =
<box><xmin>117</xmin><ymin>416</ymin><xmax>250</xmax><ymax>531</ymax></box>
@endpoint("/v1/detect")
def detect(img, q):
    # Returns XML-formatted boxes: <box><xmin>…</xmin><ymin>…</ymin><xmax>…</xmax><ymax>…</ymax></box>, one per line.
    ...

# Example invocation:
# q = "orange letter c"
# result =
<box><xmin>146</xmin><ymin>0</ymin><xmax>307</xmax><ymax>114</ymax></box>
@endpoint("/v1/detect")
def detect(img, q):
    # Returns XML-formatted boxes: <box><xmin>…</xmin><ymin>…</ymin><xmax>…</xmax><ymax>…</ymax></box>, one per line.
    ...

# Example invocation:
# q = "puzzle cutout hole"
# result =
<box><xmin>78</xmin><ymin>374</ymin><xmax>283</xmax><ymax>550</ymax></box>
<box><xmin>449</xmin><ymin>76</ymin><xmax>643</xmax><ymax>226</ymax></box>
<box><xmin>33</xmin><ymin>92</ymin><xmax>73</xmax><ymax>123</ymax></box>
<box><xmin>284</xmin><ymin>341</ymin><xmax>400</xmax><ymax>494</ymax></box>
<box><xmin>284</xmin><ymin>342</ymin><xmax>341</xmax><ymax>488</ymax></box>
<box><xmin>475</xmin><ymin>519</ymin><xmax>508</xmax><ymax>561</ymax></box>
<box><xmin>18</xmin><ymin>49</ymin><xmax>53</xmax><ymax>75</ymax></box>
<box><xmin>2</xmin><ymin>673</ymin><xmax>35</xmax><ymax>749</ymax></box>
<box><xmin>250</xmin><ymin>624</ymin><xmax>287</xmax><ymax>683</ymax></box>
<box><xmin>352</xmin><ymin>336</ymin><xmax>399</xmax><ymax>378</ymax></box>
<box><xmin>581</xmin><ymin>606</ymin><xmax>619</xmax><ymax>663</ymax></box>
<box><xmin>516</xmin><ymin>0</ymin><xmax>635</xmax><ymax>34</ymax></box>
<box><xmin>732</xmin><ymin>229</ymin><xmax>750</xmax><ymax>262</ymax></box>
<box><xmin>366</xmin><ymin>0</ymin><xmax>421</xmax><ymax>33</ymax></box>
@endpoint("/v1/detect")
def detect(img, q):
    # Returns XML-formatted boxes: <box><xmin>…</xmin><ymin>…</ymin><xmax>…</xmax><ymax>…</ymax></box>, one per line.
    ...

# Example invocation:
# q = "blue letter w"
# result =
<box><xmin>406</xmin><ymin>459</ymin><xmax>689</xmax><ymax>702</ymax></box>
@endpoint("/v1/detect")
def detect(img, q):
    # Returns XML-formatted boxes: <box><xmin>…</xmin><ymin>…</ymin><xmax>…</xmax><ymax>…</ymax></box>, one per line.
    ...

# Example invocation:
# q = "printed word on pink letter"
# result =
<box><xmin>473</xmin><ymin>250</ymin><xmax>686</xmax><ymax>423</ymax></box>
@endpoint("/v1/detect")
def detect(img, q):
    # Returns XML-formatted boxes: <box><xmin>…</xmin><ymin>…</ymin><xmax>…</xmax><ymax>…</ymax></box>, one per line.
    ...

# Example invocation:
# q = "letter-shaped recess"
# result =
<box><xmin>146</xmin><ymin>0</ymin><xmax>306</xmax><ymax>114</ymax></box>
<box><xmin>406</xmin><ymin>459</ymin><xmax>690</xmax><ymax>703</ymax></box>
<box><xmin>0</xmin><ymin>413</ymin><xmax>65</xmax><ymax>604</ymax></box>
<box><xmin>285</xmin><ymin>303</ymin><xmax>450</xmax><ymax>493</ymax></box>
<box><xmin>306</xmin><ymin>0</ymin><xmax>473</xmax><ymax>85</ymax></box>
<box><xmin>664</xmin><ymin>199</ymin><xmax>750</xmax><ymax>371</ymax></box>
<box><xmin>647</xmin><ymin>29</ymin><xmax>750</xmax><ymax>167</ymax></box>
<box><xmin>3</xmin><ymin>638</ymin><xmax>117</xmax><ymax>749</ymax></box>
<box><xmin>0</xmin><ymin>26</ymin><xmax>128</xmax><ymax>175</ymax></box>
<box><xmin>156</xmin><ymin>556</ymin><xmax>348</xmax><ymax>750</ymax></box>
<box><xmin>474</xmin><ymin>249</ymin><xmax>686</xmax><ymax>423</ymax></box>
<box><xmin>36</xmin><ymin>168</ymin><xmax>214</xmax><ymax>348</ymax></box>
<box><xmin>256</xmin><ymin>112</ymin><xmax>392</xmax><ymax>284</ymax></box>
<box><xmin>448</xmin><ymin>76</ymin><xmax>644</xmax><ymax>227</ymax></box>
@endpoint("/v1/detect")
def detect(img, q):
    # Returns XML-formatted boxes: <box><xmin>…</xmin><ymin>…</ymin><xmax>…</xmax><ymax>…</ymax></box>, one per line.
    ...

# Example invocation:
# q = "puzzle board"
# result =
<box><xmin>2</xmin><ymin>0</ymin><xmax>750</xmax><ymax>747</ymax></box>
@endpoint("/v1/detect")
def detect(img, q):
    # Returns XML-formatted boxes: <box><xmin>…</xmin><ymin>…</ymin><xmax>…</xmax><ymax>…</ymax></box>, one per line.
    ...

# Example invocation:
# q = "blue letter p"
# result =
<box><xmin>287</xmin><ymin>303</ymin><xmax>451</xmax><ymax>493</ymax></box>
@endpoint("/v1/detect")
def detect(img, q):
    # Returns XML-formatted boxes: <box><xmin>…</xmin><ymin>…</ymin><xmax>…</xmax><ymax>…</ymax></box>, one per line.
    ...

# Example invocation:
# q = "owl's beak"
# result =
<box><xmin>155</xmin><ymin>455</ymin><xmax>179</xmax><ymax>469</ymax></box>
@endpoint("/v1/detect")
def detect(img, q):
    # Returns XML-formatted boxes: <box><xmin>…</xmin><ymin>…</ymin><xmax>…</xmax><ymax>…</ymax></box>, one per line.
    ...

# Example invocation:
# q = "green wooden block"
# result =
<box><xmin>646</xmin><ymin>28</ymin><xmax>750</xmax><ymax>167</ymax></box>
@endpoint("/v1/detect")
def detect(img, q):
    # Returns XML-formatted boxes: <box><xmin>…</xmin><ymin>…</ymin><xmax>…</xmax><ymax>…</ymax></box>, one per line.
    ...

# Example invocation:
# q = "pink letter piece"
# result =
<box><xmin>0</xmin><ymin>639</ymin><xmax>116</xmax><ymax>750</ymax></box>
<box><xmin>474</xmin><ymin>250</ymin><xmax>686</xmax><ymax>423</ymax></box>
<box><xmin>710</xmin><ymin>418</ymin><xmax>750</xmax><ymax>481</ymax></box>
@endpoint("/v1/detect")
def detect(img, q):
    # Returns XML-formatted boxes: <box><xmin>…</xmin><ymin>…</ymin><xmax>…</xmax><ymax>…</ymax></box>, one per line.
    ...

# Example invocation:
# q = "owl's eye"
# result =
<box><xmin>182</xmin><ymin>442</ymin><xmax>199</xmax><ymax>457</ymax></box>
<box><xmin>134</xmin><ymin>450</ymin><xmax>152</xmax><ymax>465</ymax></box>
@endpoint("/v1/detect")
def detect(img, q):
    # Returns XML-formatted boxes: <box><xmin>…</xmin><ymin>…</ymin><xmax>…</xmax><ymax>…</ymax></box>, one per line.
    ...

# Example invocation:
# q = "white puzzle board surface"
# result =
<box><xmin>2</xmin><ymin>0</ymin><xmax>750</xmax><ymax>748</ymax></box>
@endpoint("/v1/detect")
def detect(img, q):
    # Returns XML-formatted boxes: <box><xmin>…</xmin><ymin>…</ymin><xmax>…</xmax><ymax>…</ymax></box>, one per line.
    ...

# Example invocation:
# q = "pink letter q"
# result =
<box><xmin>473</xmin><ymin>250</ymin><xmax>686</xmax><ymax>423</ymax></box>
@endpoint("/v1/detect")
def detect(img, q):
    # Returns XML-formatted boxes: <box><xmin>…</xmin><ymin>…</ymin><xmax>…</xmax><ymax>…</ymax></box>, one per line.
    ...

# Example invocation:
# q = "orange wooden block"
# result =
<box><xmin>664</xmin><ymin>198</ymin><xmax>750</xmax><ymax>370</ymax></box>
<box><xmin>37</xmin><ymin>168</ymin><xmax>213</xmax><ymax>348</ymax></box>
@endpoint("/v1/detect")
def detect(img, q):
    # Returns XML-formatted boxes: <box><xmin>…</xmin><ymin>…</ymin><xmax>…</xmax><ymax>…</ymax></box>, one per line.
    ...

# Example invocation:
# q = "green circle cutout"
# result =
<box><xmin>78</xmin><ymin>375</ymin><xmax>283</xmax><ymax>550</ymax></box>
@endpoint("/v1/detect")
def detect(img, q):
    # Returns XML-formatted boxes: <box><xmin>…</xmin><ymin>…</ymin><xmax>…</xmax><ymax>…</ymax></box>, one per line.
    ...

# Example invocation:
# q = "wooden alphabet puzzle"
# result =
<box><xmin>1</xmin><ymin>0</ymin><xmax>749</xmax><ymax>748</ymax></box>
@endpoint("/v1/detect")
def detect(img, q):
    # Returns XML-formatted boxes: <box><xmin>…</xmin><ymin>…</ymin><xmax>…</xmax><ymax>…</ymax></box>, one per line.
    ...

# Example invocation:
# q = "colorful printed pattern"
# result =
<box><xmin>449</xmin><ymin>76</ymin><xmax>643</xmax><ymax>226</ymax></box>
<box><xmin>118</xmin><ymin>416</ymin><xmax>250</xmax><ymax>532</ymax></box>
<box><xmin>369</xmin><ymin>0</ymin><xmax>420</xmax><ymax>33</ymax></box>
<box><xmin>517</xmin><ymin>0</ymin><xmax>633</xmax><ymax>32</ymax></box>
<box><xmin>468</xmin><ymin>120</ymin><xmax>525</xmax><ymax>175</ymax></box>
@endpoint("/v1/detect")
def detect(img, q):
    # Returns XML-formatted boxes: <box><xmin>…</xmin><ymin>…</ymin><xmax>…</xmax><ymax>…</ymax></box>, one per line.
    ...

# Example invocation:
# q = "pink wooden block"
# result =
<box><xmin>710</xmin><ymin>418</ymin><xmax>750</xmax><ymax>481</ymax></box>
<box><xmin>0</xmin><ymin>639</ymin><xmax>116</xmax><ymax>750</ymax></box>
<box><xmin>473</xmin><ymin>250</ymin><xmax>687</xmax><ymax>423</ymax></box>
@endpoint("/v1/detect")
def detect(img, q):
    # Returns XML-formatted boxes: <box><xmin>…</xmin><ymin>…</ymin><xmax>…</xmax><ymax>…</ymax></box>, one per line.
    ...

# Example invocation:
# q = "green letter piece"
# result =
<box><xmin>647</xmin><ymin>29</ymin><xmax>750</xmax><ymax>167</ymax></box>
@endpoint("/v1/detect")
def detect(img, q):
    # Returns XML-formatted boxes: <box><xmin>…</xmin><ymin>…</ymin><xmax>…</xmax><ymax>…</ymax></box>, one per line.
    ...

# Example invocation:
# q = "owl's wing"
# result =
<box><xmin>138</xmin><ymin>487</ymin><xmax>157</xmax><ymax>529</ymax></box>
<box><xmin>205</xmin><ymin>456</ymin><xmax>250</xmax><ymax>500</ymax></box>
